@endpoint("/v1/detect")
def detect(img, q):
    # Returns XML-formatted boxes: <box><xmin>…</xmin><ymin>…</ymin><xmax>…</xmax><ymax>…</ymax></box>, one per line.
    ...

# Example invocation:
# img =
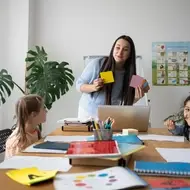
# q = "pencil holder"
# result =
<box><xmin>93</xmin><ymin>129</ymin><xmax>113</xmax><ymax>141</ymax></box>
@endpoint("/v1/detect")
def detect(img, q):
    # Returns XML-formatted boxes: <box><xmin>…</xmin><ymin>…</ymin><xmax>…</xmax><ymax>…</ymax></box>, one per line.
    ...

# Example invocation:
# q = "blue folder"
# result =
<box><xmin>87</xmin><ymin>134</ymin><xmax>144</xmax><ymax>145</ymax></box>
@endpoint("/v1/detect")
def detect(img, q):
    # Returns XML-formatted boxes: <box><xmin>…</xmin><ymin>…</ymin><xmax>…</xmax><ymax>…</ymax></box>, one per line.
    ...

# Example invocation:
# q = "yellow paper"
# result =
<box><xmin>6</xmin><ymin>167</ymin><xmax>57</xmax><ymax>186</ymax></box>
<box><xmin>100</xmin><ymin>71</ymin><xmax>114</xmax><ymax>84</ymax></box>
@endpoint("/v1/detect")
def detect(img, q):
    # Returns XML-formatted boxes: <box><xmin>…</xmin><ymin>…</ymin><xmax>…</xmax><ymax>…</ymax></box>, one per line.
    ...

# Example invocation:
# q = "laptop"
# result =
<box><xmin>98</xmin><ymin>105</ymin><xmax>150</xmax><ymax>132</ymax></box>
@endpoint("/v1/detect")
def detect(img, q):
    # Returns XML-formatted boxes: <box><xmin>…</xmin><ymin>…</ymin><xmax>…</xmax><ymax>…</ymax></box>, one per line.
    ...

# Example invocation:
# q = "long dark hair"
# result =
<box><xmin>99</xmin><ymin>35</ymin><xmax>136</xmax><ymax>105</ymax></box>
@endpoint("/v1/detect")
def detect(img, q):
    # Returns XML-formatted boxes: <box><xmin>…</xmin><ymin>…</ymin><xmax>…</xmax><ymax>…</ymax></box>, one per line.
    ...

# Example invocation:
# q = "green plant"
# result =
<box><xmin>0</xmin><ymin>46</ymin><xmax>75</xmax><ymax>129</ymax></box>
<box><xmin>25</xmin><ymin>46</ymin><xmax>75</xmax><ymax>109</ymax></box>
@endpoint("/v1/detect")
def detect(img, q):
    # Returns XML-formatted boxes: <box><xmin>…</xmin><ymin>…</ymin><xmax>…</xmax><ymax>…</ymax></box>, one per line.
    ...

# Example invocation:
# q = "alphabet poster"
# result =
<box><xmin>152</xmin><ymin>42</ymin><xmax>190</xmax><ymax>86</ymax></box>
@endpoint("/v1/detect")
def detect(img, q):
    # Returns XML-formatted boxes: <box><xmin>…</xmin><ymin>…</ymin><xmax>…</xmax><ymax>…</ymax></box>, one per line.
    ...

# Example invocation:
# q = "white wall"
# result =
<box><xmin>0</xmin><ymin>0</ymin><xmax>9</xmax><ymax>129</ymax></box>
<box><xmin>0</xmin><ymin>0</ymin><xmax>29</xmax><ymax>129</ymax></box>
<box><xmin>1</xmin><ymin>0</ymin><xmax>190</xmax><ymax>134</ymax></box>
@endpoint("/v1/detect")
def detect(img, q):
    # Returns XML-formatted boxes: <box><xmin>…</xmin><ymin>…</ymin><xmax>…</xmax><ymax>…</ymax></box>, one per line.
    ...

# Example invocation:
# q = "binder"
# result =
<box><xmin>134</xmin><ymin>161</ymin><xmax>190</xmax><ymax>177</ymax></box>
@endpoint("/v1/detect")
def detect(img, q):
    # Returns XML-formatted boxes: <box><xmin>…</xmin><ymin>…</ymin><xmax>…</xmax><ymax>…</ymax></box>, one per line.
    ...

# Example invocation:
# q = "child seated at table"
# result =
<box><xmin>5</xmin><ymin>94</ymin><xmax>47</xmax><ymax>159</ymax></box>
<box><xmin>164</xmin><ymin>95</ymin><xmax>190</xmax><ymax>137</ymax></box>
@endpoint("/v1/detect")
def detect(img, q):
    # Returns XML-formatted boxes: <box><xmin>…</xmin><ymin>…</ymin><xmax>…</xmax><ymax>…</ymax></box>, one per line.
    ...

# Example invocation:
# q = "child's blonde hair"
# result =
<box><xmin>15</xmin><ymin>94</ymin><xmax>43</xmax><ymax>145</ymax></box>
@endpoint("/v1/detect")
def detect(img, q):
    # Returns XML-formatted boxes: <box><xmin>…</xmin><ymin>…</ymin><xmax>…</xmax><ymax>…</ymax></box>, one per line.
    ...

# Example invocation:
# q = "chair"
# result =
<box><xmin>0</xmin><ymin>128</ymin><xmax>13</xmax><ymax>153</ymax></box>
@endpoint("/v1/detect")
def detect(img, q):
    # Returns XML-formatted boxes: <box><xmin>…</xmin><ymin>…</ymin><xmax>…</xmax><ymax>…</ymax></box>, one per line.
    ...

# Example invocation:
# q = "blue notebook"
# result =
<box><xmin>134</xmin><ymin>161</ymin><xmax>190</xmax><ymax>177</ymax></box>
<box><xmin>87</xmin><ymin>135</ymin><xmax>144</xmax><ymax>145</ymax></box>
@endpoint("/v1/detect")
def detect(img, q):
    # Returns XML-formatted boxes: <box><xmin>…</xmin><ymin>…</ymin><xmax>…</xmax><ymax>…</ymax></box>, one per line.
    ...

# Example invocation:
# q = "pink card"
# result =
<box><xmin>130</xmin><ymin>75</ymin><xmax>144</xmax><ymax>88</ymax></box>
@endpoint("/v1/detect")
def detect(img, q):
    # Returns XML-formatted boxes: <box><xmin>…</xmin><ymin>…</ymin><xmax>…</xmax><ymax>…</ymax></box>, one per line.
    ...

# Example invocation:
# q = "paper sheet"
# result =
<box><xmin>138</xmin><ymin>134</ymin><xmax>184</xmax><ymax>142</ymax></box>
<box><xmin>44</xmin><ymin>135</ymin><xmax>88</xmax><ymax>142</ymax></box>
<box><xmin>156</xmin><ymin>148</ymin><xmax>190</xmax><ymax>163</ymax></box>
<box><xmin>23</xmin><ymin>144</ymin><xmax>66</xmax><ymax>154</ymax></box>
<box><xmin>0</xmin><ymin>156</ymin><xmax>71</xmax><ymax>171</ymax></box>
<box><xmin>53</xmin><ymin>166</ymin><xmax>147</xmax><ymax>190</ymax></box>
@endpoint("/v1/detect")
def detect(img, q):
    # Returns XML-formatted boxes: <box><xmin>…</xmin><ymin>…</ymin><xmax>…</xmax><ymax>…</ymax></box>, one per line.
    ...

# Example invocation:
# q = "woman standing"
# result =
<box><xmin>76</xmin><ymin>35</ymin><xmax>144</xmax><ymax>119</ymax></box>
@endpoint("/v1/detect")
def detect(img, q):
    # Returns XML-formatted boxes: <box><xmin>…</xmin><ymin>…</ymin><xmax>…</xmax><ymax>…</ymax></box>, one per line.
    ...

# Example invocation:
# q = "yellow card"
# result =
<box><xmin>100</xmin><ymin>71</ymin><xmax>114</xmax><ymax>84</ymax></box>
<box><xmin>6</xmin><ymin>167</ymin><xmax>57</xmax><ymax>186</ymax></box>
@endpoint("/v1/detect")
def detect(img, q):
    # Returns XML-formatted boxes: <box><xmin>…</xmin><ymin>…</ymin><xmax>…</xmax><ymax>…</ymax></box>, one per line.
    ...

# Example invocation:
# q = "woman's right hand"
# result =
<box><xmin>92</xmin><ymin>78</ymin><xmax>104</xmax><ymax>91</ymax></box>
<box><xmin>164</xmin><ymin>119</ymin><xmax>175</xmax><ymax>130</ymax></box>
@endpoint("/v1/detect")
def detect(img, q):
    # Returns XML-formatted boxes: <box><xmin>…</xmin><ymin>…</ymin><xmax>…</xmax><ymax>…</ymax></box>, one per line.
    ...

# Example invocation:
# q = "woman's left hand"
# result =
<box><xmin>135</xmin><ymin>86</ymin><xmax>144</xmax><ymax>102</ymax></box>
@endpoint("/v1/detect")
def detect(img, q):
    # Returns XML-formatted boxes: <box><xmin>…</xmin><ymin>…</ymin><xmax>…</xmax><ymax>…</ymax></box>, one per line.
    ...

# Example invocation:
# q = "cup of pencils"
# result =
<box><xmin>92</xmin><ymin>117</ymin><xmax>114</xmax><ymax>141</ymax></box>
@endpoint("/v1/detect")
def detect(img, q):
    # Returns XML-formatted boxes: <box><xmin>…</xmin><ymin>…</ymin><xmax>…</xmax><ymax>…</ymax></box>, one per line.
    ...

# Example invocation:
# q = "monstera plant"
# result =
<box><xmin>0</xmin><ymin>46</ymin><xmax>75</xmax><ymax>129</ymax></box>
<box><xmin>25</xmin><ymin>46</ymin><xmax>75</xmax><ymax>109</ymax></box>
<box><xmin>0</xmin><ymin>69</ymin><xmax>14</xmax><ymax>105</ymax></box>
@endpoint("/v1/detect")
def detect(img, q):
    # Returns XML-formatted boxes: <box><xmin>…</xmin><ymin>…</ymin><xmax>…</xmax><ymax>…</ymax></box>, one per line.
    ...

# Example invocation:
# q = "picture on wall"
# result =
<box><xmin>152</xmin><ymin>42</ymin><xmax>190</xmax><ymax>86</ymax></box>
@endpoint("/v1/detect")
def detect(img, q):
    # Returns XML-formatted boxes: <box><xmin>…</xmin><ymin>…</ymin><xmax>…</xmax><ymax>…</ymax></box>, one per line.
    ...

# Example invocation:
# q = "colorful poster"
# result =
<box><xmin>152</xmin><ymin>42</ymin><xmax>190</xmax><ymax>86</ymax></box>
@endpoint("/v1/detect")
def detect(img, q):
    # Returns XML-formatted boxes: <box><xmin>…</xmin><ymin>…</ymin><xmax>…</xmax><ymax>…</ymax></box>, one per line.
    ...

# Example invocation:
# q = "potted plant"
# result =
<box><xmin>0</xmin><ymin>46</ymin><xmax>75</xmax><ymax>129</ymax></box>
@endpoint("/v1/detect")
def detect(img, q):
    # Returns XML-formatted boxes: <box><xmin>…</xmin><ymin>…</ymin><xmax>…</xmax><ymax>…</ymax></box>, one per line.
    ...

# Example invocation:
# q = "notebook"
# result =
<box><xmin>6</xmin><ymin>167</ymin><xmax>57</xmax><ymax>186</ymax></box>
<box><xmin>53</xmin><ymin>166</ymin><xmax>148</xmax><ymax>190</ymax></box>
<box><xmin>33</xmin><ymin>141</ymin><xmax>70</xmax><ymax>151</ymax></box>
<box><xmin>65</xmin><ymin>140</ymin><xmax>121</xmax><ymax>158</ymax></box>
<box><xmin>134</xmin><ymin>161</ymin><xmax>190</xmax><ymax>177</ymax></box>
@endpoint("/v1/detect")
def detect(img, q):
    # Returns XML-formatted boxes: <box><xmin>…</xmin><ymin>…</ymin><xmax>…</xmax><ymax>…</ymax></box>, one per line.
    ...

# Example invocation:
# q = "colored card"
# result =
<box><xmin>6</xmin><ymin>167</ymin><xmax>57</xmax><ymax>186</ymax></box>
<box><xmin>100</xmin><ymin>71</ymin><xmax>114</xmax><ymax>84</ymax></box>
<box><xmin>148</xmin><ymin>178</ymin><xmax>190</xmax><ymax>188</ymax></box>
<box><xmin>130</xmin><ymin>75</ymin><xmax>144</xmax><ymax>88</ymax></box>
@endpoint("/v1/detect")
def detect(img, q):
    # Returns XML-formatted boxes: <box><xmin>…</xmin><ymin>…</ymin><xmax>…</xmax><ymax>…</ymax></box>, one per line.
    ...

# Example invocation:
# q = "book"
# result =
<box><xmin>65</xmin><ymin>140</ymin><xmax>121</xmax><ymax>158</ymax></box>
<box><xmin>134</xmin><ymin>161</ymin><xmax>190</xmax><ymax>177</ymax></box>
<box><xmin>53</xmin><ymin>166</ymin><xmax>148</xmax><ymax>190</ymax></box>
<box><xmin>69</xmin><ymin>143</ymin><xmax>145</xmax><ymax>167</ymax></box>
<box><xmin>6</xmin><ymin>167</ymin><xmax>57</xmax><ymax>186</ymax></box>
<box><xmin>33</xmin><ymin>141</ymin><xmax>70</xmax><ymax>151</ymax></box>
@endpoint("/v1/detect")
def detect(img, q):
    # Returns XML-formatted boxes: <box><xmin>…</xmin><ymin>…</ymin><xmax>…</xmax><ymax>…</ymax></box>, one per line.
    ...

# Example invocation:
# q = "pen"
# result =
<box><xmin>93</xmin><ymin>120</ymin><xmax>102</xmax><ymax>140</ymax></box>
<box><xmin>104</xmin><ymin>117</ymin><xmax>111</xmax><ymax>129</ymax></box>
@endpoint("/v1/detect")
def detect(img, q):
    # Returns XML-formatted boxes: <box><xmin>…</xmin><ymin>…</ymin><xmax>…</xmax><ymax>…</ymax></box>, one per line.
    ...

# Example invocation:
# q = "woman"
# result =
<box><xmin>76</xmin><ymin>35</ymin><xmax>145</xmax><ymax>119</ymax></box>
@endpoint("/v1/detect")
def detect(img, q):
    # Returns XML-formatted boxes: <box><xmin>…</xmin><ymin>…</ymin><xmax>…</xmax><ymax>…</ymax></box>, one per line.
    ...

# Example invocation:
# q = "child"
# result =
<box><xmin>5</xmin><ymin>94</ymin><xmax>47</xmax><ymax>159</ymax></box>
<box><xmin>165</xmin><ymin>95</ymin><xmax>190</xmax><ymax>137</ymax></box>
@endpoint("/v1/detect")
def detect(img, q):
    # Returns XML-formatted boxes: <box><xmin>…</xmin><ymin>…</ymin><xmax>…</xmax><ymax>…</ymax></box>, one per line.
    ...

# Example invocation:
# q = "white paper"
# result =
<box><xmin>156</xmin><ymin>148</ymin><xmax>190</xmax><ymax>163</ymax></box>
<box><xmin>23</xmin><ymin>144</ymin><xmax>66</xmax><ymax>154</ymax></box>
<box><xmin>138</xmin><ymin>134</ymin><xmax>184</xmax><ymax>142</ymax></box>
<box><xmin>0</xmin><ymin>156</ymin><xmax>72</xmax><ymax>171</ymax></box>
<box><xmin>54</xmin><ymin>166</ymin><xmax>147</xmax><ymax>190</ymax></box>
<box><xmin>44</xmin><ymin>135</ymin><xmax>88</xmax><ymax>142</ymax></box>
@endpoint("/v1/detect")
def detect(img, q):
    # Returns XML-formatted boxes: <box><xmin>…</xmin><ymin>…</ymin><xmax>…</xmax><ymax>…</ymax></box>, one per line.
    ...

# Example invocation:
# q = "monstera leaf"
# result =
<box><xmin>0</xmin><ymin>69</ymin><xmax>14</xmax><ymax>105</ymax></box>
<box><xmin>25</xmin><ymin>46</ymin><xmax>75</xmax><ymax>109</ymax></box>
